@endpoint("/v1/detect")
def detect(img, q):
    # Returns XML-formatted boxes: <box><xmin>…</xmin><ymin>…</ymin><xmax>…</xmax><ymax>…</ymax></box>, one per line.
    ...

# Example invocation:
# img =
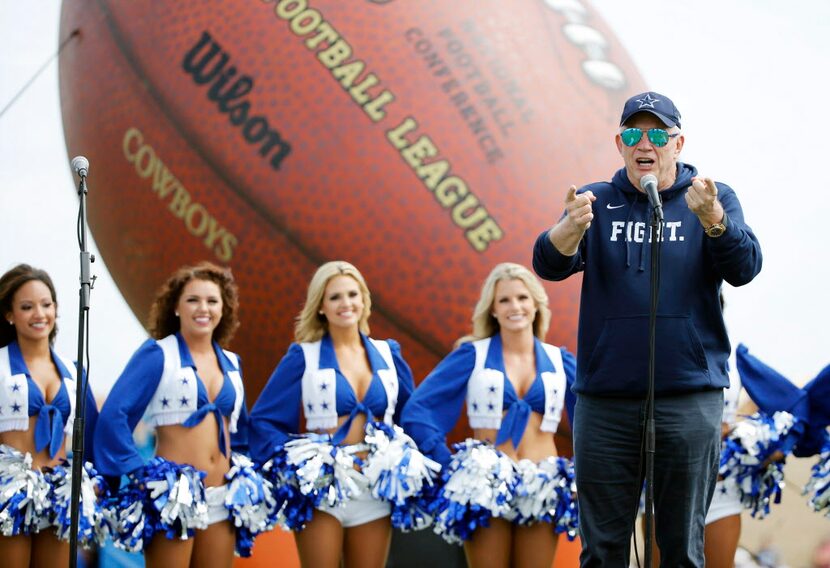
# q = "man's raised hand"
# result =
<box><xmin>565</xmin><ymin>185</ymin><xmax>596</xmax><ymax>230</ymax></box>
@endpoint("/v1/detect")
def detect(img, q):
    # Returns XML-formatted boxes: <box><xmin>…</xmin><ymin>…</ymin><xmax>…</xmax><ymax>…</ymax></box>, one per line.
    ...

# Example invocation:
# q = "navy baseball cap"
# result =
<box><xmin>619</xmin><ymin>91</ymin><xmax>681</xmax><ymax>128</ymax></box>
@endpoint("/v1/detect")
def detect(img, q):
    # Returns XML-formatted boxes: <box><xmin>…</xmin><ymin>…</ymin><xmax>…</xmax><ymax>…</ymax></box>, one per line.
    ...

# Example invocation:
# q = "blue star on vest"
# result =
<box><xmin>488</xmin><ymin>384</ymin><xmax>497</xmax><ymax>394</ymax></box>
<box><xmin>321</xmin><ymin>401</ymin><xmax>329</xmax><ymax>410</ymax></box>
<box><xmin>179</xmin><ymin>396</ymin><xmax>189</xmax><ymax>407</ymax></box>
<box><xmin>161</xmin><ymin>397</ymin><xmax>170</xmax><ymax>408</ymax></box>
<box><xmin>472</xmin><ymin>401</ymin><xmax>479</xmax><ymax>411</ymax></box>
<box><xmin>307</xmin><ymin>402</ymin><xmax>314</xmax><ymax>412</ymax></box>
<box><xmin>636</xmin><ymin>93</ymin><xmax>660</xmax><ymax>109</ymax></box>
<box><xmin>11</xmin><ymin>402</ymin><xmax>22</xmax><ymax>413</ymax></box>
<box><xmin>487</xmin><ymin>402</ymin><xmax>495</xmax><ymax>411</ymax></box>
<box><xmin>180</xmin><ymin>377</ymin><xmax>189</xmax><ymax>385</ymax></box>
<box><xmin>11</xmin><ymin>383</ymin><xmax>21</xmax><ymax>392</ymax></box>
<box><xmin>320</xmin><ymin>381</ymin><xmax>329</xmax><ymax>391</ymax></box>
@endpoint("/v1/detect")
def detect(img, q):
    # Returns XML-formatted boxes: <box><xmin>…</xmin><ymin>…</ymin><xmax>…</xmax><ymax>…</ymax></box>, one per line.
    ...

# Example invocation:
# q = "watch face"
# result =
<box><xmin>706</xmin><ymin>224</ymin><xmax>726</xmax><ymax>237</ymax></box>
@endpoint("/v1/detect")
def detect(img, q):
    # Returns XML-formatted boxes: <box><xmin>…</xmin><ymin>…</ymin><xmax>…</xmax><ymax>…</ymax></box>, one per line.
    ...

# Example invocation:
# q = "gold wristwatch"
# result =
<box><xmin>704</xmin><ymin>211</ymin><xmax>728</xmax><ymax>238</ymax></box>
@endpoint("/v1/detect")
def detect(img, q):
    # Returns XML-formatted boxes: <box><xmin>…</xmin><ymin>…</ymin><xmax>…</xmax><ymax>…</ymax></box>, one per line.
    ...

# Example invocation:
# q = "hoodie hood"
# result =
<box><xmin>611</xmin><ymin>162</ymin><xmax>698</xmax><ymax>202</ymax></box>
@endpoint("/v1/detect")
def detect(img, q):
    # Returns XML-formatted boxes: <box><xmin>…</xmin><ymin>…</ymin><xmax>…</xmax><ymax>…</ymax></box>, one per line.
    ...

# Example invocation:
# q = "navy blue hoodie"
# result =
<box><xmin>533</xmin><ymin>163</ymin><xmax>762</xmax><ymax>397</ymax></box>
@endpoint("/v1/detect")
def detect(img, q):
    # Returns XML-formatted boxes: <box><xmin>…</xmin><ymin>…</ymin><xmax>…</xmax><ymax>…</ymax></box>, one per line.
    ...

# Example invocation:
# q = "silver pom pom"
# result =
<box><xmin>146</xmin><ymin>469</ymin><xmax>209</xmax><ymax>536</ymax></box>
<box><xmin>0</xmin><ymin>445</ymin><xmax>51</xmax><ymax>536</ymax></box>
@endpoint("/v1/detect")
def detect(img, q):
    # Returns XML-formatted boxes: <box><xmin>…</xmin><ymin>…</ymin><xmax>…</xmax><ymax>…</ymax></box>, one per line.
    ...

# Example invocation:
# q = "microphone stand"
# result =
<box><xmin>643</xmin><ymin>205</ymin><xmax>663</xmax><ymax>568</ymax></box>
<box><xmin>69</xmin><ymin>166</ymin><xmax>94</xmax><ymax>567</ymax></box>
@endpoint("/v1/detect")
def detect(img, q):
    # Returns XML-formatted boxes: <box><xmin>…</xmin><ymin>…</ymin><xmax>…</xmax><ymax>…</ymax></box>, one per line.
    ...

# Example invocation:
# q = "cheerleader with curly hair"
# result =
<box><xmin>95</xmin><ymin>262</ymin><xmax>267</xmax><ymax>567</ymax></box>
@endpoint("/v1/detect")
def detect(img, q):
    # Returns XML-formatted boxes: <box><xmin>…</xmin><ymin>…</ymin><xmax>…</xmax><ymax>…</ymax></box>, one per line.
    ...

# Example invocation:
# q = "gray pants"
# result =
<box><xmin>573</xmin><ymin>390</ymin><xmax>722</xmax><ymax>567</ymax></box>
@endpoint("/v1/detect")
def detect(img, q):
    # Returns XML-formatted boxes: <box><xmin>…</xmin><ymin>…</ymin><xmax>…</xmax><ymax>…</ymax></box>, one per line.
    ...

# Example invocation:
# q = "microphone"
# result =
<box><xmin>71</xmin><ymin>156</ymin><xmax>89</xmax><ymax>178</ymax></box>
<box><xmin>639</xmin><ymin>174</ymin><xmax>663</xmax><ymax>220</ymax></box>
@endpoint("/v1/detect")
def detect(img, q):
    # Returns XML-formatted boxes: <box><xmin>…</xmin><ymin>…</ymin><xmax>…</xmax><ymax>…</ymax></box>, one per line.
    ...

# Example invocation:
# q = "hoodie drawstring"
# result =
<box><xmin>638</xmin><ymin>203</ymin><xmax>649</xmax><ymax>272</ymax></box>
<box><xmin>623</xmin><ymin>192</ymin><xmax>637</xmax><ymax>268</ymax></box>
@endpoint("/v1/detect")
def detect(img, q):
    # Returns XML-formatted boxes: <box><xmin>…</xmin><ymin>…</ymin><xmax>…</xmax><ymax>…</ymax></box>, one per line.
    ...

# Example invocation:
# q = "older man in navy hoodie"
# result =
<box><xmin>533</xmin><ymin>92</ymin><xmax>762</xmax><ymax>567</ymax></box>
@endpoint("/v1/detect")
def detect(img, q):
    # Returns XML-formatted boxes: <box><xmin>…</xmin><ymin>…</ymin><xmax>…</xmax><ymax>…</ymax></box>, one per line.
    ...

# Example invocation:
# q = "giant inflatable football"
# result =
<box><xmin>59</xmin><ymin>0</ymin><xmax>645</xmax><ymax>396</ymax></box>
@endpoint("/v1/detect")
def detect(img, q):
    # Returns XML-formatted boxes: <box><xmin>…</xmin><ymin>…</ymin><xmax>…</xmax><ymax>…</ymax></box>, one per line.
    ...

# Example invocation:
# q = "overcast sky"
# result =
<box><xmin>1</xmin><ymin>1</ymin><xmax>828</xmax><ymax>397</ymax></box>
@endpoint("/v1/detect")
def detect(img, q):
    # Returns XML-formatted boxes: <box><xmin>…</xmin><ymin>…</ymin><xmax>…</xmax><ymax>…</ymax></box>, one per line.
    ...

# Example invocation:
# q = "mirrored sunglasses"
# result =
<box><xmin>620</xmin><ymin>127</ymin><xmax>679</xmax><ymax>148</ymax></box>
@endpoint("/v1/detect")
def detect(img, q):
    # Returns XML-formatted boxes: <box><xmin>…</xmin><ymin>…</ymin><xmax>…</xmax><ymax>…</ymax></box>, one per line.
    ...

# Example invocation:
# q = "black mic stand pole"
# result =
<box><xmin>643</xmin><ymin>205</ymin><xmax>663</xmax><ymax>568</ymax></box>
<box><xmin>69</xmin><ymin>160</ymin><xmax>94</xmax><ymax>568</ymax></box>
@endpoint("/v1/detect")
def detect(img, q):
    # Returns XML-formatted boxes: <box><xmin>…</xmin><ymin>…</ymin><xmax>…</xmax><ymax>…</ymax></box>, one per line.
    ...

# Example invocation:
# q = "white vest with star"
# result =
<box><xmin>143</xmin><ymin>335</ymin><xmax>244</xmax><ymax>434</ymax></box>
<box><xmin>465</xmin><ymin>337</ymin><xmax>566</xmax><ymax>433</ymax></box>
<box><xmin>299</xmin><ymin>338</ymin><xmax>398</xmax><ymax>431</ymax></box>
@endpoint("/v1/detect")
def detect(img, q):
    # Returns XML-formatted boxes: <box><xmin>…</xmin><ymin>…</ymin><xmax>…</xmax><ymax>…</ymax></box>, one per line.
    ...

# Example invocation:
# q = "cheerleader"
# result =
<box><xmin>642</xmin><ymin>348</ymin><xmax>747</xmax><ymax>567</ymax></box>
<box><xmin>95</xmin><ymin>262</ymin><xmax>266</xmax><ymax>567</ymax></box>
<box><xmin>735</xmin><ymin>346</ymin><xmax>830</xmax><ymax>521</ymax></box>
<box><xmin>401</xmin><ymin>263</ymin><xmax>577</xmax><ymax>568</ymax></box>
<box><xmin>0</xmin><ymin>264</ymin><xmax>100</xmax><ymax>567</ymax></box>
<box><xmin>249</xmin><ymin>261</ymin><xmax>419</xmax><ymax>568</ymax></box>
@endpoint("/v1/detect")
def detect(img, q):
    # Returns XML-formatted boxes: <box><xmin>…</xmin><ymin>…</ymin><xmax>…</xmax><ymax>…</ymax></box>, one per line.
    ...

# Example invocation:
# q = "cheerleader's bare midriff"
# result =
<box><xmin>155</xmin><ymin>416</ymin><xmax>230</xmax><ymax>487</ymax></box>
<box><xmin>475</xmin><ymin>412</ymin><xmax>557</xmax><ymax>463</ymax></box>
<box><xmin>0</xmin><ymin>415</ymin><xmax>67</xmax><ymax>470</ymax></box>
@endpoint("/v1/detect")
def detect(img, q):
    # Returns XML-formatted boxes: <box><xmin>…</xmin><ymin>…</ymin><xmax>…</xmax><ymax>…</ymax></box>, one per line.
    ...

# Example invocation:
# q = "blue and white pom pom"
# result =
<box><xmin>719</xmin><ymin>411</ymin><xmax>795</xmax><ymax>518</ymax></box>
<box><xmin>804</xmin><ymin>441</ymin><xmax>830</xmax><ymax>518</ymax></box>
<box><xmin>260</xmin><ymin>455</ymin><xmax>314</xmax><ymax>531</ymax></box>
<box><xmin>46</xmin><ymin>460</ymin><xmax>110</xmax><ymax>547</ymax></box>
<box><xmin>109</xmin><ymin>457</ymin><xmax>208</xmax><ymax>552</ymax></box>
<box><xmin>513</xmin><ymin>456</ymin><xmax>579</xmax><ymax>540</ymax></box>
<box><xmin>224</xmin><ymin>452</ymin><xmax>277</xmax><ymax>557</ymax></box>
<box><xmin>361</xmin><ymin>421</ymin><xmax>442</xmax><ymax>531</ymax></box>
<box><xmin>262</xmin><ymin>433</ymin><xmax>366</xmax><ymax>531</ymax></box>
<box><xmin>431</xmin><ymin>439</ymin><xmax>518</xmax><ymax>544</ymax></box>
<box><xmin>0</xmin><ymin>445</ymin><xmax>51</xmax><ymax>536</ymax></box>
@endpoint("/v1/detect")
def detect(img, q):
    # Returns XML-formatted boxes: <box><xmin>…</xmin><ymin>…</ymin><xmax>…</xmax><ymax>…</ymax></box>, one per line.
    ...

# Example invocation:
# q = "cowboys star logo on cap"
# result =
<box><xmin>620</xmin><ymin>91</ymin><xmax>681</xmax><ymax>128</ymax></box>
<box><xmin>636</xmin><ymin>93</ymin><xmax>660</xmax><ymax>109</ymax></box>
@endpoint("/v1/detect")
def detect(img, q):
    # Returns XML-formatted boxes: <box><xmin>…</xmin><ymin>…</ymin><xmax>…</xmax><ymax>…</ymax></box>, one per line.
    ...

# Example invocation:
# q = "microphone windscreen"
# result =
<box><xmin>639</xmin><ymin>174</ymin><xmax>657</xmax><ymax>191</ymax></box>
<box><xmin>71</xmin><ymin>155</ymin><xmax>89</xmax><ymax>176</ymax></box>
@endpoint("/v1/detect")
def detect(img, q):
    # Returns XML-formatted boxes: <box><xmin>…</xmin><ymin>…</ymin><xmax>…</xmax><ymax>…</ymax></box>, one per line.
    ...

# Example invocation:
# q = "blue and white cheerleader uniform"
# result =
<box><xmin>400</xmin><ymin>334</ymin><xmax>578</xmax><ymax>544</ymax></box>
<box><xmin>249</xmin><ymin>333</ymin><xmax>434</xmax><ymax>531</ymax></box>
<box><xmin>738</xmin><ymin>345</ymin><xmax>830</xmax><ymax>518</ymax></box>
<box><xmin>719</xmin><ymin>343</ymin><xmax>828</xmax><ymax>519</ymax></box>
<box><xmin>94</xmin><ymin>333</ymin><xmax>269</xmax><ymax>557</ymax></box>
<box><xmin>0</xmin><ymin>341</ymin><xmax>104</xmax><ymax>545</ymax></box>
